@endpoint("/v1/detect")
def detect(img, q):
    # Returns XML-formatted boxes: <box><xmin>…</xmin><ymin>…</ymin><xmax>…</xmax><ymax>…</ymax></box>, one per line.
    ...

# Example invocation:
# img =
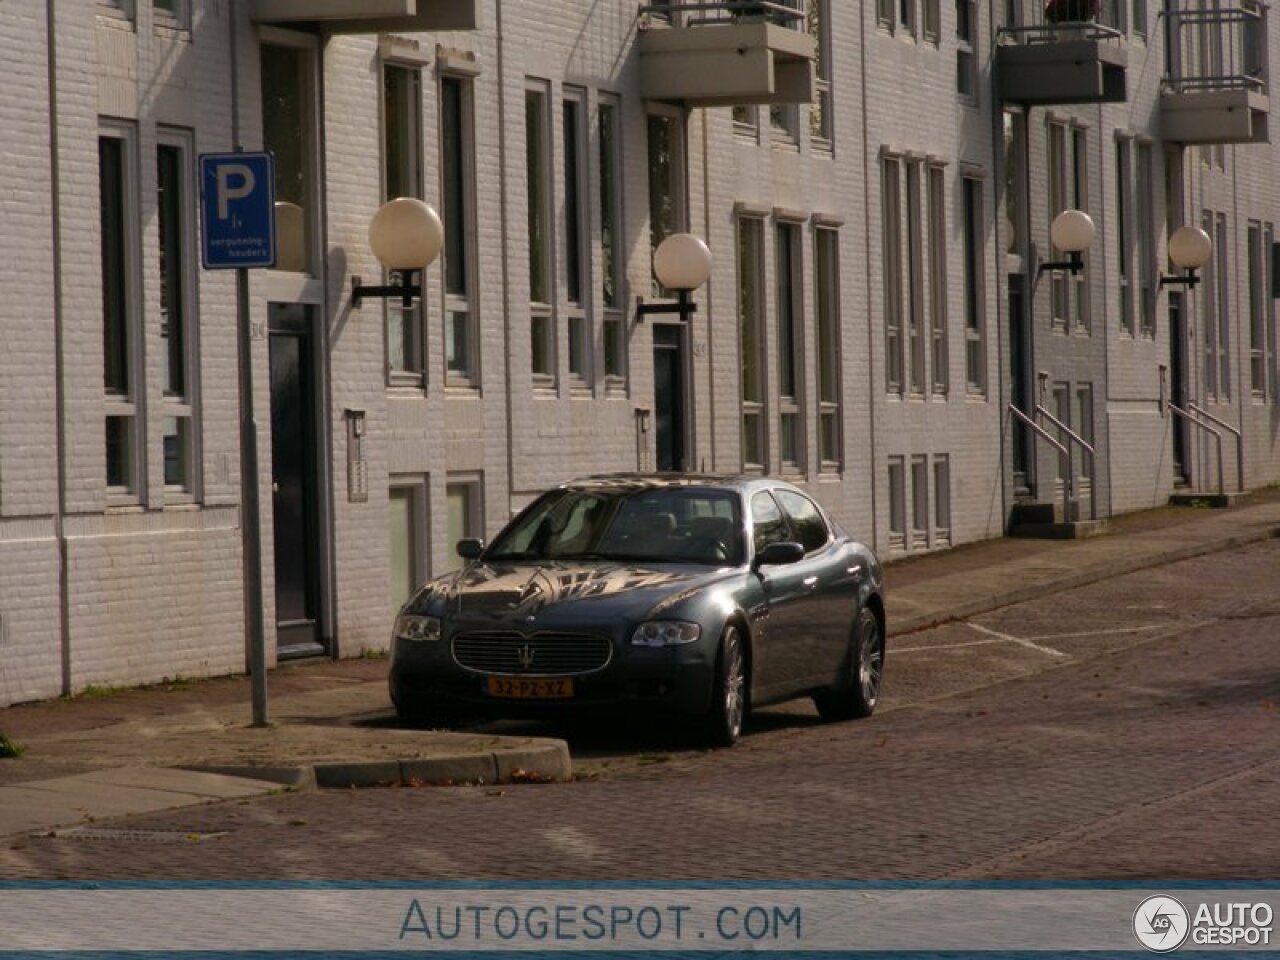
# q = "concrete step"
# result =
<box><xmin>1169</xmin><ymin>492</ymin><xmax>1244</xmax><ymax>509</ymax></box>
<box><xmin>1009</xmin><ymin>519</ymin><xmax>1109</xmax><ymax>540</ymax></box>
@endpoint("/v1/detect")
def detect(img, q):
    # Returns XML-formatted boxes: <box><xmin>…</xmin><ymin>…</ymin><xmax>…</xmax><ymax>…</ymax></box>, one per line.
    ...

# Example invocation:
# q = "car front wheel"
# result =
<box><xmin>814</xmin><ymin>605</ymin><xmax>883</xmax><ymax>722</ymax></box>
<box><xmin>701</xmin><ymin>624</ymin><xmax>747</xmax><ymax>748</ymax></box>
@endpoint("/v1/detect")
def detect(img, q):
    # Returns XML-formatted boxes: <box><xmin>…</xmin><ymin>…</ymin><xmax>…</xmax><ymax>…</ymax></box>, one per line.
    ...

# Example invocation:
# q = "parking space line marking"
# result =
<box><xmin>1026</xmin><ymin>624</ymin><xmax>1166</xmax><ymax>641</ymax></box>
<box><xmin>893</xmin><ymin>638</ymin><xmax>1001</xmax><ymax>654</ymax></box>
<box><xmin>966</xmin><ymin>622</ymin><xmax>1069</xmax><ymax>658</ymax></box>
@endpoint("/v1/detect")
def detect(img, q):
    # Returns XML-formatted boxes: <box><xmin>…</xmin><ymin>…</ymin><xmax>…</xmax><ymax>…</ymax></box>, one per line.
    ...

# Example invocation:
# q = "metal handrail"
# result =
<box><xmin>997</xmin><ymin>22</ymin><xmax>1124</xmax><ymax>44</ymax></box>
<box><xmin>1169</xmin><ymin>401</ymin><xmax>1225</xmax><ymax>496</ymax></box>
<box><xmin>1033</xmin><ymin>403</ymin><xmax>1096</xmax><ymax>522</ymax></box>
<box><xmin>1187</xmin><ymin>402</ymin><xmax>1244</xmax><ymax>492</ymax></box>
<box><xmin>1008</xmin><ymin>403</ymin><xmax>1068</xmax><ymax>456</ymax></box>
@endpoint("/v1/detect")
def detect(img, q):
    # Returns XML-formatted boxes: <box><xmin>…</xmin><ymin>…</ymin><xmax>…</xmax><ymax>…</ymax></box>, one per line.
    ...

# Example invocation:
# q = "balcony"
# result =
<box><xmin>249</xmin><ymin>0</ymin><xmax>477</xmax><ymax>33</ymax></box>
<box><xmin>637</xmin><ymin>2</ymin><xmax>816</xmax><ymax>107</ymax></box>
<box><xmin>996</xmin><ymin>16</ymin><xmax>1127</xmax><ymax>105</ymax></box>
<box><xmin>1161</xmin><ymin>1</ymin><xmax>1269</xmax><ymax>144</ymax></box>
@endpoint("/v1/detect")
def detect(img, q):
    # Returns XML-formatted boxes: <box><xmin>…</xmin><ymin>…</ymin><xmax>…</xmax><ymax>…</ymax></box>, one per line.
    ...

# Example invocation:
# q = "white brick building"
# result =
<box><xmin>1</xmin><ymin>0</ymin><xmax>1278</xmax><ymax>704</ymax></box>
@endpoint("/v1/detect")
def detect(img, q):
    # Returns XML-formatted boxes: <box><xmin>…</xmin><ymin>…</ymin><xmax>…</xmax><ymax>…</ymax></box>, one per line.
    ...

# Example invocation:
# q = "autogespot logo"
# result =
<box><xmin>1133</xmin><ymin>895</ymin><xmax>1191</xmax><ymax>953</ymax></box>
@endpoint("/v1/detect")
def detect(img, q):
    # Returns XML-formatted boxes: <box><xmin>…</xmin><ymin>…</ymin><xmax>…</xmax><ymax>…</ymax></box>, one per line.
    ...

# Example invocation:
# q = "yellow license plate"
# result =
<box><xmin>485</xmin><ymin>677</ymin><xmax>574</xmax><ymax>699</ymax></box>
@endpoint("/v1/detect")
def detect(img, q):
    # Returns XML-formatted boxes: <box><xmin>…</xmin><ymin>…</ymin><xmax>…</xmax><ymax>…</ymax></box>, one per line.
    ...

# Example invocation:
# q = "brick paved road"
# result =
<box><xmin>3</xmin><ymin>540</ymin><xmax>1278</xmax><ymax>880</ymax></box>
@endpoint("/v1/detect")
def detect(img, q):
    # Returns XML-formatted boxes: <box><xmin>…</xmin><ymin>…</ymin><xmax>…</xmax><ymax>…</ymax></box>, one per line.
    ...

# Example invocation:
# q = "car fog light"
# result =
<box><xmin>631</xmin><ymin>620</ymin><xmax>701</xmax><ymax>647</ymax></box>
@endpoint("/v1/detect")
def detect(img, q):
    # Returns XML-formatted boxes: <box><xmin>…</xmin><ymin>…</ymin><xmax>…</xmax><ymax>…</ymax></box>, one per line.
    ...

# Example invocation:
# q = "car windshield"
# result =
<box><xmin>486</xmin><ymin>487</ymin><xmax>744</xmax><ymax>566</ymax></box>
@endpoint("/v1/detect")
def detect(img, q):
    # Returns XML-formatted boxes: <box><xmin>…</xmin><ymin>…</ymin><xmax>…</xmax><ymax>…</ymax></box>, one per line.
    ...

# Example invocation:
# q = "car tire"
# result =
<box><xmin>702</xmin><ymin>624</ymin><xmax>748</xmax><ymax>748</ymax></box>
<box><xmin>814</xmin><ymin>606</ymin><xmax>883</xmax><ymax>722</ymax></box>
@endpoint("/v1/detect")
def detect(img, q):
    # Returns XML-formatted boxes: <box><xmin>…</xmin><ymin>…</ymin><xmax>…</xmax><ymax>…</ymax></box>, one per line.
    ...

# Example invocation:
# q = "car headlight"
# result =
<box><xmin>394</xmin><ymin>615</ymin><xmax>441</xmax><ymax>643</ymax></box>
<box><xmin>631</xmin><ymin>620</ymin><xmax>701</xmax><ymax>647</ymax></box>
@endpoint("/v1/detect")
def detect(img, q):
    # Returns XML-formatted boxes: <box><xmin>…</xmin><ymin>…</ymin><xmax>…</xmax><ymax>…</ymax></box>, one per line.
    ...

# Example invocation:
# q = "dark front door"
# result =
<box><xmin>653</xmin><ymin>323</ymin><xmax>687</xmax><ymax>472</ymax></box>
<box><xmin>269</xmin><ymin>304</ymin><xmax>325</xmax><ymax>658</ymax></box>
<box><xmin>1169</xmin><ymin>291</ymin><xmax>1189</xmax><ymax>484</ymax></box>
<box><xmin>1008</xmin><ymin>273</ymin><xmax>1033</xmax><ymax>497</ymax></box>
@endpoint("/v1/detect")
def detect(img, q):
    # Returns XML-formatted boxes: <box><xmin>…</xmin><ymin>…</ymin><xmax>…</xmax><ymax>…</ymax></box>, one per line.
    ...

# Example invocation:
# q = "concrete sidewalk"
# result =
<box><xmin>0</xmin><ymin>493</ymin><xmax>1278</xmax><ymax>838</ymax></box>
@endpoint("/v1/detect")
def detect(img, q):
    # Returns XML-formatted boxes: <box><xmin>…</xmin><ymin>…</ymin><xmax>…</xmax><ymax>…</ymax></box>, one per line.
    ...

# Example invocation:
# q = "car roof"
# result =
<box><xmin>560</xmin><ymin>472</ymin><xmax>788</xmax><ymax>495</ymax></box>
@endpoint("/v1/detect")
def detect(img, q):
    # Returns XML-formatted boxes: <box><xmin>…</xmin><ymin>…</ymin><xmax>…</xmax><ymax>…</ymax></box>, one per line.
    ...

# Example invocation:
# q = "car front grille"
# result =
<box><xmin>451</xmin><ymin>631</ymin><xmax>613</xmax><ymax>677</ymax></box>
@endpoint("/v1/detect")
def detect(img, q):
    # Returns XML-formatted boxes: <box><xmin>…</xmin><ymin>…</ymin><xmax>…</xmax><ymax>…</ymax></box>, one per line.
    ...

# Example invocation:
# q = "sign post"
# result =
<box><xmin>200</xmin><ymin>151</ymin><xmax>276</xmax><ymax>728</ymax></box>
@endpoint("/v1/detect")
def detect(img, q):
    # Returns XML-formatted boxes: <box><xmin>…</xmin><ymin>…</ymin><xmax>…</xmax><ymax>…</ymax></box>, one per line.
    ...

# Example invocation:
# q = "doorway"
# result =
<box><xmin>268</xmin><ymin>304</ymin><xmax>325</xmax><ymax>658</ymax></box>
<box><xmin>652</xmin><ymin>323</ymin><xmax>688</xmax><ymax>472</ymax></box>
<box><xmin>1168</xmin><ymin>291</ymin><xmax>1190</xmax><ymax>485</ymax></box>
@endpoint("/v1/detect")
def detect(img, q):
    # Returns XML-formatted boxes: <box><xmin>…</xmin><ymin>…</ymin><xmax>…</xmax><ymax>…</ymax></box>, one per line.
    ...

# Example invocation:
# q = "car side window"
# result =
<box><xmin>774</xmin><ymin>489</ymin><xmax>831</xmax><ymax>554</ymax></box>
<box><xmin>751</xmin><ymin>491</ymin><xmax>791</xmax><ymax>554</ymax></box>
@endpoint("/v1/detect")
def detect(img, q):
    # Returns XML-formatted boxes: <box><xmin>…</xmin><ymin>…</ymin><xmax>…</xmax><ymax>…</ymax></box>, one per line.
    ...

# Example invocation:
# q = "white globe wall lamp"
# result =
<box><xmin>351</xmin><ymin>197</ymin><xmax>445</xmax><ymax>308</ymax></box>
<box><xmin>1038</xmin><ymin>209</ymin><xmax>1096</xmax><ymax>278</ymax></box>
<box><xmin>1160</xmin><ymin>225</ymin><xmax>1213</xmax><ymax>289</ymax></box>
<box><xmin>636</xmin><ymin>233</ymin><xmax>713</xmax><ymax>321</ymax></box>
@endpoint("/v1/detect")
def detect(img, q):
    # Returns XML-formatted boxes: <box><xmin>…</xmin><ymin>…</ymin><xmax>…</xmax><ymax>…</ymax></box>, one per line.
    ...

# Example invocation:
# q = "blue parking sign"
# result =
<box><xmin>200</xmin><ymin>152</ymin><xmax>276</xmax><ymax>269</ymax></box>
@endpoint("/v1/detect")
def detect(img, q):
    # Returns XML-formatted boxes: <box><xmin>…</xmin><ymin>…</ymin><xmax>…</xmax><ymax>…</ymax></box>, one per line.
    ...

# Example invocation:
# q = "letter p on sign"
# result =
<box><xmin>215</xmin><ymin>164</ymin><xmax>255</xmax><ymax>220</ymax></box>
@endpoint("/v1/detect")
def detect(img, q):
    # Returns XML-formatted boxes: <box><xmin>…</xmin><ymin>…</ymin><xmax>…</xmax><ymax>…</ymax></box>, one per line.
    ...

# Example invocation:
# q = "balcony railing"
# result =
<box><xmin>639</xmin><ymin>1</ymin><xmax>805</xmax><ymax>27</ymax></box>
<box><xmin>1164</xmin><ymin>1</ymin><xmax>1267</xmax><ymax>94</ymax></box>
<box><xmin>1161</xmin><ymin>0</ymin><xmax>1269</xmax><ymax>143</ymax></box>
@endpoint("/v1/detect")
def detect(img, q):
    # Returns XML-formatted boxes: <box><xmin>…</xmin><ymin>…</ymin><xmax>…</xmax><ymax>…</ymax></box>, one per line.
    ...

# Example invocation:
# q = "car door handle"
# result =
<box><xmin>802</xmin><ymin>575</ymin><xmax>819</xmax><ymax>589</ymax></box>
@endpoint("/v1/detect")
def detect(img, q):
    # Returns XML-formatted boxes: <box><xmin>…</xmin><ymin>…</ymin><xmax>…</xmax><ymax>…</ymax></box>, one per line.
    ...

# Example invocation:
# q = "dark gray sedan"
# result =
<box><xmin>389</xmin><ymin>474</ymin><xmax>885</xmax><ymax>746</ymax></box>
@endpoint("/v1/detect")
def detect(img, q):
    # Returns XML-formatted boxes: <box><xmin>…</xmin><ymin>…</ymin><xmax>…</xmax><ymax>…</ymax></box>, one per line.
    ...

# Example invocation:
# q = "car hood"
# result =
<box><xmin>408</xmin><ymin>559</ymin><xmax>739</xmax><ymax>625</ymax></box>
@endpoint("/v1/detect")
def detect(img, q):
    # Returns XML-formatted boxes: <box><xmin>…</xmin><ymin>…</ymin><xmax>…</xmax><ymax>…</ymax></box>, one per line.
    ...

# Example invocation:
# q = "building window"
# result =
<box><xmin>441</xmin><ymin>74</ymin><xmax>477</xmax><ymax>387</ymax></box>
<box><xmin>906</xmin><ymin>160</ymin><xmax>926</xmax><ymax>394</ymax></box>
<box><xmin>738</xmin><ymin>216</ymin><xmax>767</xmax><ymax>472</ymax></box>
<box><xmin>446</xmin><ymin>477</ymin><xmax>483</xmax><ymax>572</ymax></box>
<box><xmin>888</xmin><ymin>457</ymin><xmax>906</xmax><ymax>551</ymax></box>
<box><xmin>962</xmin><ymin>175</ymin><xmax>986</xmax><ymax>395</ymax></box>
<box><xmin>1132</xmin><ymin>0</ymin><xmax>1147</xmax><ymax>37</ymax></box>
<box><xmin>526</xmin><ymin>83</ymin><xmax>555</xmax><ymax>385</ymax></box>
<box><xmin>100</xmin><ymin>126</ymin><xmax>141</xmax><ymax>497</ymax></box>
<box><xmin>158</xmin><ymin>132</ymin><xmax>196</xmax><ymax>496</ymax></box>
<box><xmin>1071</xmin><ymin>127</ymin><xmax>1091</xmax><ymax>333</ymax></box>
<box><xmin>911</xmin><ymin>455</ymin><xmax>929</xmax><ymax>550</ymax></box>
<box><xmin>776</xmin><ymin>221</ymin><xmax>805</xmax><ymax>474</ymax></box>
<box><xmin>1268</xmin><ymin>223</ymin><xmax>1278</xmax><ymax>400</ymax></box>
<box><xmin>1136</xmin><ymin>141</ymin><xmax>1156</xmax><ymax>336</ymax></box>
<box><xmin>815</xmin><ymin>226</ymin><xmax>842</xmax><ymax>471</ymax></box>
<box><xmin>1048</xmin><ymin>122</ymin><xmax>1089</xmax><ymax>332</ymax></box>
<box><xmin>956</xmin><ymin>0</ymin><xmax>977</xmax><ymax>100</ymax></box>
<box><xmin>808</xmin><ymin>0</ymin><xmax>833</xmax><ymax>146</ymax></box>
<box><xmin>384</xmin><ymin>62</ymin><xmax>425</xmax><ymax>382</ymax></box>
<box><xmin>1202</xmin><ymin>210</ymin><xmax>1223</xmax><ymax>400</ymax></box>
<box><xmin>770</xmin><ymin>104</ymin><xmax>800</xmax><ymax>146</ymax></box>
<box><xmin>1116</xmin><ymin>137</ymin><xmax>1134</xmax><ymax>335</ymax></box>
<box><xmin>1249</xmin><ymin>220</ymin><xmax>1268</xmax><ymax>397</ymax></box>
<box><xmin>599</xmin><ymin>98</ymin><xmax>626</xmax><ymax>384</ymax></box>
<box><xmin>882</xmin><ymin>155</ymin><xmax>904</xmax><ymax>395</ymax></box>
<box><xmin>1003</xmin><ymin>110</ymin><xmax>1026</xmax><ymax>259</ymax></box>
<box><xmin>154</xmin><ymin>0</ymin><xmax>189</xmax><ymax>27</ymax></box>
<box><xmin>563</xmin><ymin>89</ymin><xmax>590</xmax><ymax>385</ymax></box>
<box><xmin>924</xmin><ymin>0</ymin><xmax>942</xmax><ymax>41</ymax></box>
<box><xmin>901</xmin><ymin>0</ymin><xmax>917</xmax><ymax>36</ymax></box>
<box><xmin>928</xmin><ymin>164</ymin><xmax>949</xmax><ymax>395</ymax></box>
<box><xmin>389</xmin><ymin>480</ymin><xmax>428</xmax><ymax>615</ymax></box>
<box><xmin>261</xmin><ymin>43</ymin><xmax>316</xmax><ymax>274</ymax></box>
<box><xmin>933</xmin><ymin>454</ymin><xmax>951</xmax><ymax>546</ymax></box>
<box><xmin>647</xmin><ymin>109</ymin><xmax>686</xmax><ymax>295</ymax></box>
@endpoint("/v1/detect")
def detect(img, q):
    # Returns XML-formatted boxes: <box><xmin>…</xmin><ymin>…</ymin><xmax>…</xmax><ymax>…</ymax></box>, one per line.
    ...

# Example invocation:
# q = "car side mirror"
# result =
<box><xmin>752</xmin><ymin>541</ymin><xmax>805</xmax><ymax>571</ymax></box>
<box><xmin>456</xmin><ymin>538</ymin><xmax>485</xmax><ymax>561</ymax></box>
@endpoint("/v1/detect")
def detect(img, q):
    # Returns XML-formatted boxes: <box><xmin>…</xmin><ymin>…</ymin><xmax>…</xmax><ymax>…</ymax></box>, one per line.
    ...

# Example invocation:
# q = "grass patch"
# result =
<box><xmin>0</xmin><ymin>733</ymin><xmax>24</xmax><ymax>758</ymax></box>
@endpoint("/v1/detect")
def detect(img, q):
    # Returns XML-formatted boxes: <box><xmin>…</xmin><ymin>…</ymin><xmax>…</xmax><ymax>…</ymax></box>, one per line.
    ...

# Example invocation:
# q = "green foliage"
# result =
<box><xmin>0</xmin><ymin>733</ymin><xmax>24</xmax><ymax>758</ymax></box>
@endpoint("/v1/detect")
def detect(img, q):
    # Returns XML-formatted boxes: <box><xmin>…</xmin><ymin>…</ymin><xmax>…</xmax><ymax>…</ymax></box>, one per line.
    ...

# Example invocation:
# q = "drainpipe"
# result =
<box><xmin>47</xmin><ymin>0</ymin><xmax>72</xmax><ymax>695</ymax></box>
<box><xmin>858</xmin><ymin>0</ymin><xmax>879</xmax><ymax>548</ymax></box>
<box><xmin>497</xmin><ymin>0</ymin><xmax>515</xmax><ymax>518</ymax></box>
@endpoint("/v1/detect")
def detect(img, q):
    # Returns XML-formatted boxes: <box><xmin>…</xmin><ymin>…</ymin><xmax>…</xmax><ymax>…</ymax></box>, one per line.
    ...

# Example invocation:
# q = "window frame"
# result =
<box><xmin>962</xmin><ymin>174</ymin><xmax>987</xmax><ymax>396</ymax></box>
<box><xmin>599</xmin><ymin>95</ymin><xmax>627</xmax><ymax>390</ymax></box>
<box><xmin>562</xmin><ymin>86</ymin><xmax>591</xmax><ymax>389</ymax></box>
<box><xmin>388</xmin><ymin>477</ymin><xmax>430</xmax><ymax>615</ymax></box>
<box><xmin>100</xmin><ymin>120</ymin><xmax>145</xmax><ymax>503</ymax></box>
<box><xmin>526</xmin><ymin>80</ymin><xmax>556</xmax><ymax>389</ymax></box>
<box><xmin>882</xmin><ymin>153</ymin><xmax>905</xmax><ymax>396</ymax></box>
<box><xmin>440</xmin><ymin>71</ymin><xmax>479</xmax><ymax>390</ymax></box>
<box><xmin>445</xmin><ymin>474</ymin><xmax>485</xmax><ymax>573</ymax></box>
<box><xmin>814</xmin><ymin>224</ymin><xmax>843</xmax><ymax>472</ymax></box>
<box><xmin>775</xmin><ymin>218</ymin><xmax>806</xmax><ymax>475</ymax></box>
<box><xmin>157</xmin><ymin>127</ymin><xmax>200</xmax><ymax>501</ymax></box>
<box><xmin>738</xmin><ymin>215</ymin><xmax>769</xmax><ymax>473</ymax></box>
<box><xmin>927</xmin><ymin>163</ymin><xmax>949</xmax><ymax>395</ymax></box>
